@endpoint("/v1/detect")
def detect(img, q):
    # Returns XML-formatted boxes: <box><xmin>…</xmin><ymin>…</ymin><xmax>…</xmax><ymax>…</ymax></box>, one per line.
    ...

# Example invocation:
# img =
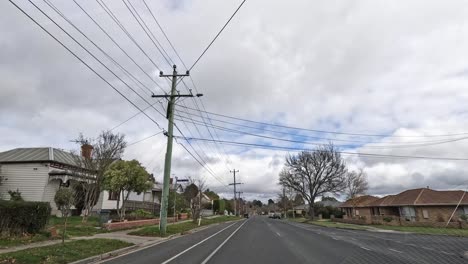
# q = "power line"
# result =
<box><xmin>189</xmin><ymin>0</ymin><xmax>247</xmax><ymax>71</ymax></box>
<box><xmin>122</xmin><ymin>0</ymin><xmax>173</xmax><ymax>66</ymax></box>
<box><xmin>8</xmin><ymin>0</ymin><xmax>164</xmax><ymax>131</ymax></box>
<box><xmin>72</xmin><ymin>0</ymin><xmax>167</xmax><ymax>93</ymax></box>
<box><xmin>10</xmin><ymin>0</ymin><xmax>224</xmax><ymax>192</ymax></box>
<box><xmin>177</xmin><ymin>104</ymin><xmax>468</xmax><ymax>138</ymax></box>
<box><xmin>141</xmin><ymin>0</ymin><xmax>187</xmax><ymax>70</ymax></box>
<box><xmin>174</xmin><ymin>136</ymin><xmax>468</xmax><ymax>161</ymax></box>
<box><xmin>174</xmin><ymin>114</ymin><xmax>468</xmax><ymax>149</ymax></box>
<box><xmin>140</xmin><ymin>0</ymin><xmax>234</xmax><ymax>169</ymax></box>
<box><xmin>127</xmin><ymin>131</ymin><xmax>163</xmax><ymax>146</ymax></box>
<box><xmin>96</xmin><ymin>0</ymin><xmax>163</xmax><ymax>72</ymax></box>
<box><xmin>43</xmin><ymin>0</ymin><xmax>154</xmax><ymax>98</ymax></box>
<box><xmin>110</xmin><ymin>101</ymin><xmax>162</xmax><ymax>131</ymax></box>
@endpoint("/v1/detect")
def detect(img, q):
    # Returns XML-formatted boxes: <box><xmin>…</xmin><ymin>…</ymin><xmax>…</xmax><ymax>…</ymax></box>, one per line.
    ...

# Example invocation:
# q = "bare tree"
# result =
<box><xmin>345</xmin><ymin>168</ymin><xmax>369</xmax><ymax>199</ymax></box>
<box><xmin>186</xmin><ymin>176</ymin><xmax>206</xmax><ymax>222</ymax></box>
<box><xmin>72</xmin><ymin>131</ymin><xmax>126</xmax><ymax>222</ymax></box>
<box><xmin>279</xmin><ymin>144</ymin><xmax>347</xmax><ymax>219</ymax></box>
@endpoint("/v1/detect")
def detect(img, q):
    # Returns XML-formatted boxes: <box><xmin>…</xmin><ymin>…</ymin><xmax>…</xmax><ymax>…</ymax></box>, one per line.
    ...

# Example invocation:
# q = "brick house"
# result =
<box><xmin>368</xmin><ymin>188</ymin><xmax>468</xmax><ymax>223</ymax></box>
<box><xmin>339</xmin><ymin>188</ymin><xmax>468</xmax><ymax>226</ymax></box>
<box><xmin>339</xmin><ymin>195</ymin><xmax>379</xmax><ymax>222</ymax></box>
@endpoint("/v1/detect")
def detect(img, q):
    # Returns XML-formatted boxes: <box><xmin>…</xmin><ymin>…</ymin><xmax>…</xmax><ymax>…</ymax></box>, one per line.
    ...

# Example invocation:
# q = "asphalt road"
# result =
<box><xmin>104</xmin><ymin>216</ymin><xmax>468</xmax><ymax>264</ymax></box>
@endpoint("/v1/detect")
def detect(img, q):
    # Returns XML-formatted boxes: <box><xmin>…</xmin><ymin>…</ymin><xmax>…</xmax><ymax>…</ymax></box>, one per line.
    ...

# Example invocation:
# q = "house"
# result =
<box><xmin>339</xmin><ymin>188</ymin><xmax>468</xmax><ymax>225</ymax></box>
<box><xmin>368</xmin><ymin>188</ymin><xmax>468</xmax><ymax>223</ymax></box>
<box><xmin>339</xmin><ymin>195</ymin><xmax>379</xmax><ymax>221</ymax></box>
<box><xmin>0</xmin><ymin>147</ymin><xmax>161</xmax><ymax>215</ymax></box>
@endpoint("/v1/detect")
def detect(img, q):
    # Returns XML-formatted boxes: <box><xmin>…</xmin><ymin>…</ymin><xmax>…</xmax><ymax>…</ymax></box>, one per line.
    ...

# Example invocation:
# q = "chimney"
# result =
<box><xmin>81</xmin><ymin>143</ymin><xmax>93</xmax><ymax>159</ymax></box>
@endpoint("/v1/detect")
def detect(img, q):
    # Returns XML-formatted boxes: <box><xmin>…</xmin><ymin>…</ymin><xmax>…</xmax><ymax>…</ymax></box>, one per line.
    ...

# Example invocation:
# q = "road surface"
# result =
<box><xmin>105</xmin><ymin>216</ymin><xmax>468</xmax><ymax>263</ymax></box>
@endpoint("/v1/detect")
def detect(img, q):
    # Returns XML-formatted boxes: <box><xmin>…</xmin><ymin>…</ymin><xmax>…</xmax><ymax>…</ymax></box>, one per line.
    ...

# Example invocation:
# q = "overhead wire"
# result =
<box><xmin>177</xmin><ymin>104</ymin><xmax>468</xmax><ymax>138</ymax></box>
<box><xmin>174</xmin><ymin>136</ymin><xmax>468</xmax><ymax>161</ymax></box>
<box><xmin>11</xmin><ymin>0</ymin><xmax>219</xmax><ymax>180</ymax></box>
<box><xmin>174</xmin><ymin>112</ymin><xmax>468</xmax><ymax>149</ymax></box>
<box><xmin>6</xmin><ymin>0</ymin><xmax>164</xmax><ymax>132</ymax></box>
<box><xmin>140</xmin><ymin>0</ymin><xmax>233</xmax><ymax>172</ymax></box>
<box><xmin>71</xmin><ymin>0</ymin><xmax>167</xmax><ymax>93</ymax></box>
<box><xmin>189</xmin><ymin>0</ymin><xmax>247</xmax><ymax>71</ymax></box>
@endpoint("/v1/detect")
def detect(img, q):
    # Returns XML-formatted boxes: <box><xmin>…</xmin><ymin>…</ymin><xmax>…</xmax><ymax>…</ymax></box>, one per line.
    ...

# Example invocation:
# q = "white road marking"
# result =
<box><xmin>275</xmin><ymin>232</ymin><xmax>282</xmax><ymax>237</ymax></box>
<box><xmin>160</xmin><ymin>221</ymin><xmax>239</xmax><ymax>264</ymax></box>
<box><xmin>200</xmin><ymin>219</ymin><xmax>249</xmax><ymax>264</ymax></box>
<box><xmin>422</xmin><ymin>246</ymin><xmax>434</xmax><ymax>250</ymax></box>
<box><xmin>441</xmin><ymin>251</ymin><xmax>456</xmax><ymax>255</ymax></box>
<box><xmin>389</xmin><ymin>248</ymin><xmax>404</xmax><ymax>253</ymax></box>
<box><xmin>360</xmin><ymin>246</ymin><xmax>371</xmax><ymax>251</ymax></box>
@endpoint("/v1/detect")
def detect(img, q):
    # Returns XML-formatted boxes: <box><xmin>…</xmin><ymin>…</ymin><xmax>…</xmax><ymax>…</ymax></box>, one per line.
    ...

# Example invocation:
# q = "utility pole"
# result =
<box><xmin>152</xmin><ymin>65</ymin><xmax>202</xmax><ymax>236</ymax></box>
<box><xmin>229</xmin><ymin>169</ymin><xmax>242</xmax><ymax>216</ymax></box>
<box><xmin>236</xmin><ymin>191</ymin><xmax>243</xmax><ymax>215</ymax></box>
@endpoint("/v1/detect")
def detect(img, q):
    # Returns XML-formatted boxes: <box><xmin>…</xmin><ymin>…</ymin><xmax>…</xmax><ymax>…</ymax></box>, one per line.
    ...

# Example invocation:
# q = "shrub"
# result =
<box><xmin>460</xmin><ymin>214</ymin><xmax>468</xmax><ymax>221</ymax></box>
<box><xmin>127</xmin><ymin>209</ymin><xmax>154</xmax><ymax>220</ymax></box>
<box><xmin>8</xmin><ymin>189</ymin><xmax>23</xmax><ymax>201</ymax></box>
<box><xmin>0</xmin><ymin>200</ymin><xmax>51</xmax><ymax>235</ymax></box>
<box><xmin>383</xmin><ymin>216</ymin><xmax>393</xmax><ymax>222</ymax></box>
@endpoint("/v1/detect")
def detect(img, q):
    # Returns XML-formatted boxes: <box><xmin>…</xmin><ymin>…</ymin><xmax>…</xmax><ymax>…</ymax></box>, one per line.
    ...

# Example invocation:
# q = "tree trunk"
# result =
<box><xmin>62</xmin><ymin>212</ymin><xmax>68</xmax><ymax>244</ymax></box>
<box><xmin>116</xmin><ymin>190</ymin><xmax>121</xmax><ymax>221</ymax></box>
<box><xmin>308</xmin><ymin>202</ymin><xmax>315</xmax><ymax>220</ymax></box>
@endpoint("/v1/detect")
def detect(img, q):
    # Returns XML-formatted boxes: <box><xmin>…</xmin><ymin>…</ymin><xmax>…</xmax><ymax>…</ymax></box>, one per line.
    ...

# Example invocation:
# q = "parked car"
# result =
<box><xmin>244</xmin><ymin>213</ymin><xmax>249</xmax><ymax>218</ymax></box>
<box><xmin>272</xmin><ymin>213</ymin><xmax>281</xmax><ymax>219</ymax></box>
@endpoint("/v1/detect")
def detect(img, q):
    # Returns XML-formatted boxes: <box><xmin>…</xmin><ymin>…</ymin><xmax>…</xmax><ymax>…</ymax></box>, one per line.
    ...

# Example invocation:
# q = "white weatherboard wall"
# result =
<box><xmin>0</xmin><ymin>163</ymin><xmax>49</xmax><ymax>201</ymax></box>
<box><xmin>100</xmin><ymin>190</ymin><xmax>118</xmax><ymax>210</ymax></box>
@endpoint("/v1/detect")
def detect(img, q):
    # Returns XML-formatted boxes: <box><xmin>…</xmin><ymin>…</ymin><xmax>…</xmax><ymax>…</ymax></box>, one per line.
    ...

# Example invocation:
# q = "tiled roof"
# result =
<box><xmin>0</xmin><ymin>147</ymin><xmax>78</xmax><ymax>166</ymax></box>
<box><xmin>368</xmin><ymin>188</ymin><xmax>468</xmax><ymax>207</ymax></box>
<box><xmin>340</xmin><ymin>195</ymin><xmax>379</xmax><ymax>208</ymax></box>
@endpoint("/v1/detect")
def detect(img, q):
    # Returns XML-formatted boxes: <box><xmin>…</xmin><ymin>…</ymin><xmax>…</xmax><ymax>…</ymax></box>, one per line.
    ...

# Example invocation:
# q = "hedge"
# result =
<box><xmin>0</xmin><ymin>200</ymin><xmax>51</xmax><ymax>235</ymax></box>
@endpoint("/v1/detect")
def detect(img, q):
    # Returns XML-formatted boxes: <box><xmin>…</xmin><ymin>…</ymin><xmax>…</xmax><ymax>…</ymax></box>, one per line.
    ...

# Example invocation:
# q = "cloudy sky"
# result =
<box><xmin>2</xmin><ymin>0</ymin><xmax>468</xmax><ymax>202</ymax></box>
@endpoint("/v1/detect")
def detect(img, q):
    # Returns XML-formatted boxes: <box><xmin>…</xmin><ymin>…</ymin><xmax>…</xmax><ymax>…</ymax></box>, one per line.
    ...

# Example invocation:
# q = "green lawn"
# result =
<box><xmin>0</xmin><ymin>216</ymin><xmax>105</xmax><ymax>249</ymax></box>
<box><xmin>290</xmin><ymin>218</ymin><xmax>468</xmax><ymax>236</ymax></box>
<box><xmin>290</xmin><ymin>218</ymin><xmax>370</xmax><ymax>230</ymax></box>
<box><xmin>129</xmin><ymin>216</ymin><xmax>242</xmax><ymax>237</ymax></box>
<box><xmin>0</xmin><ymin>239</ymin><xmax>132</xmax><ymax>264</ymax></box>
<box><xmin>48</xmin><ymin>216</ymin><xmax>106</xmax><ymax>237</ymax></box>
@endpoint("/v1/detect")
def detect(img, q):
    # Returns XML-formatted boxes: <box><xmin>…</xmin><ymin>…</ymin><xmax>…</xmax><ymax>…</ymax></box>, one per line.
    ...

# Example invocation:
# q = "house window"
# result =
<box><xmin>108</xmin><ymin>191</ymin><xmax>120</xmax><ymax>201</ymax></box>
<box><xmin>422</xmin><ymin>209</ymin><xmax>429</xmax><ymax>219</ymax></box>
<box><xmin>464</xmin><ymin>206</ymin><xmax>468</xmax><ymax>215</ymax></box>
<box><xmin>355</xmin><ymin>209</ymin><xmax>360</xmax><ymax>216</ymax></box>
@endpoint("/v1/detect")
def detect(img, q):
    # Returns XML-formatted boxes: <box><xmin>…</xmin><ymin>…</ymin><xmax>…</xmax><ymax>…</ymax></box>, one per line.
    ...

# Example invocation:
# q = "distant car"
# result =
<box><xmin>272</xmin><ymin>213</ymin><xmax>281</xmax><ymax>219</ymax></box>
<box><xmin>243</xmin><ymin>213</ymin><xmax>249</xmax><ymax>218</ymax></box>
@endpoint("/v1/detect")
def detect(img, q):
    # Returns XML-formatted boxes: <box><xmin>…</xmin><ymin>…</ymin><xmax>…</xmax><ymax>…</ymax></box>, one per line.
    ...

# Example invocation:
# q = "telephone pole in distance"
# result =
<box><xmin>152</xmin><ymin>65</ymin><xmax>202</xmax><ymax>236</ymax></box>
<box><xmin>229</xmin><ymin>169</ymin><xmax>242</xmax><ymax>216</ymax></box>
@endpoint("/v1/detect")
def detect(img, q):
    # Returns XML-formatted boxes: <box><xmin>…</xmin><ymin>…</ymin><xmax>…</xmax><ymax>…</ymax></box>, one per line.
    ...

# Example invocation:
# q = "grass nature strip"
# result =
<box><xmin>291</xmin><ymin>218</ymin><xmax>468</xmax><ymax>236</ymax></box>
<box><xmin>0</xmin><ymin>239</ymin><xmax>132</xmax><ymax>264</ymax></box>
<box><xmin>129</xmin><ymin>216</ymin><xmax>242</xmax><ymax>237</ymax></box>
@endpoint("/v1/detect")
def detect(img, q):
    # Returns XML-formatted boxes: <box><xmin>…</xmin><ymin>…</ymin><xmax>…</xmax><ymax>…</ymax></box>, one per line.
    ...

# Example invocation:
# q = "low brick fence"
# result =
<box><xmin>334</xmin><ymin>216</ymin><xmax>468</xmax><ymax>229</ymax></box>
<box><xmin>103</xmin><ymin>217</ymin><xmax>184</xmax><ymax>231</ymax></box>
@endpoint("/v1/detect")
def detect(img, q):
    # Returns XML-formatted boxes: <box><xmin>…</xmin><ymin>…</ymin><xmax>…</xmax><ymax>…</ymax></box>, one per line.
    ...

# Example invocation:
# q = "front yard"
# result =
<box><xmin>0</xmin><ymin>216</ymin><xmax>106</xmax><ymax>249</ymax></box>
<box><xmin>290</xmin><ymin>218</ymin><xmax>468</xmax><ymax>236</ymax></box>
<box><xmin>129</xmin><ymin>216</ymin><xmax>242</xmax><ymax>237</ymax></box>
<box><xmin>0</xmin><ymin>239</ymin><xmax>132</xmax><ymax>264</ymax></box>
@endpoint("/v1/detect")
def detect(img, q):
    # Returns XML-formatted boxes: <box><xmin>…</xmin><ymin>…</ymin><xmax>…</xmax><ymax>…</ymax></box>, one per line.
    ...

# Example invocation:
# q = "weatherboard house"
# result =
<box><xmin>0</xmin><ymin>147</ymin><xmax>162</xmax><ymax>215</ymax></box>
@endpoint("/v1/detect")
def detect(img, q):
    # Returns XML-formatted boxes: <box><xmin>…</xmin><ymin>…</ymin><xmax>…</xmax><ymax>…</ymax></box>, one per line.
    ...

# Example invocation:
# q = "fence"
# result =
<box><xmin>334</xmin><ymin>216</ymin><xmax>468</xmax><ymax>229</ymax></box>
<box><xmin>123</xmin><ymin>201</ymin><xmax>160</xmax><ymax>215</ymax></box>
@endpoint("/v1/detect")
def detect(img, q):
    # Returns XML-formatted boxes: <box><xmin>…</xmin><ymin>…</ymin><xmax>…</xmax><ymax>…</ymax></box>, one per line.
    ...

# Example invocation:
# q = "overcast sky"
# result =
<box><xmin>1</xmin><ymin>0</ymin><xmax>468</xmax><ymax>202</ymax></box>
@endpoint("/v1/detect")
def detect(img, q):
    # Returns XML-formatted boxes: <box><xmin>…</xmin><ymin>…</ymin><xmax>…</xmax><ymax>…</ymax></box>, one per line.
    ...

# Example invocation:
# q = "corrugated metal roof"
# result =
<box><xmin>0</xmin><ymin>147</ymin><xmax>78</xmax><ymax>166</ymax></box>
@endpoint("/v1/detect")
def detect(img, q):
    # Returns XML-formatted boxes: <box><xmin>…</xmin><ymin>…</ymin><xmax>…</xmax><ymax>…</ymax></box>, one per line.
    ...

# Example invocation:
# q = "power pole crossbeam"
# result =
<box><xmin>154</xmin><ymin>65</ymin><xmax>202</xmax><ymax>236</ymax></box>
